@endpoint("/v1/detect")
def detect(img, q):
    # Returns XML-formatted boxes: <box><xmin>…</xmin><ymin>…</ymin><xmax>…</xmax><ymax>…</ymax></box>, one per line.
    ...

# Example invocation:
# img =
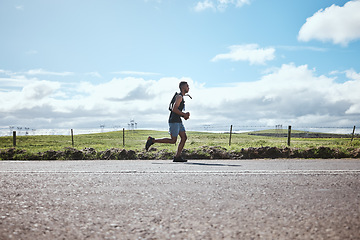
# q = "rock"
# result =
<box><xmin>64</xmin><ymin>147</ymin><xmax>84</xmax><ymax>160</ymax></box>
<box><xmin>41</xmin><ymin>150</ymin><xmax>62</xmax><ymax>160</ymax></box>
<box><xmin>82</xmin><ymin>148</ymin><xmax>98</xmax><ymax>160</ymax></box>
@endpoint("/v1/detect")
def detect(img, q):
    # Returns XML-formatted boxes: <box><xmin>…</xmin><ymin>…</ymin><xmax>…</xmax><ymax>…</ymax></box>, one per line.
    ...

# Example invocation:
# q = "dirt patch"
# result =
<box><xmin>1</xmin><ymin>146</ymin><xmax>360</xmax><ymax>160</ymax></box>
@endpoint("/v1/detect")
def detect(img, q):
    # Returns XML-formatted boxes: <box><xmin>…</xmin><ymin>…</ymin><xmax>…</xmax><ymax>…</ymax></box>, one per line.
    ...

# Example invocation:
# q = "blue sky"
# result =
<box><xmin>1</xmin><ymin>0</ymin><xmax>360</xmax><ymax>133</ymax></box>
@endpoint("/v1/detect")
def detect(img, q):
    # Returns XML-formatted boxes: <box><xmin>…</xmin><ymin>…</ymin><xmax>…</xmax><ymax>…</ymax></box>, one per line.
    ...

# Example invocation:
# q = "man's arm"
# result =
<box><xmin>172</xmin><ymin>95</ymin><xmax>190</xmax><ymax>120</ymax></box>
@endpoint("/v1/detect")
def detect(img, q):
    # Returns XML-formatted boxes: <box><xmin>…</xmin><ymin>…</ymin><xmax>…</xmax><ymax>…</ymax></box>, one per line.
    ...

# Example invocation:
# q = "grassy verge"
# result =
<box><xmin>0</xmin><ymin>129</ymin><xmax>359</xmax><ymax>160</ymax></box>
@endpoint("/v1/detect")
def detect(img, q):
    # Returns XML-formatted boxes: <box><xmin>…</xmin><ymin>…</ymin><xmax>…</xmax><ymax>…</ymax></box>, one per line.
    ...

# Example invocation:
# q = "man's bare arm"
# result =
<box><xmin>172</xmin><ymin>95</ymin><xmax>190</xmax><ymax>119</ymax></box>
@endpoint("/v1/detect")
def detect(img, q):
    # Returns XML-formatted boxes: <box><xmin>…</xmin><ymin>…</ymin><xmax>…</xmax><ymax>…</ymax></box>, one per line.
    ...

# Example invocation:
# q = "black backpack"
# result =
<box><xmin>169</xmin><ymin>92</ymin><xmax>179</xmax><ymax>111</ymax></box>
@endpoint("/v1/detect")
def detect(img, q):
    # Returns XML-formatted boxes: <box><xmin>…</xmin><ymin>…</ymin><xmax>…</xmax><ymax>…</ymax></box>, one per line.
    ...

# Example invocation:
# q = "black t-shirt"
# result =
<box><xmin>168</xmin><ymin>93</ymin><xmax>185</xmax><ymax>123</ymax></box>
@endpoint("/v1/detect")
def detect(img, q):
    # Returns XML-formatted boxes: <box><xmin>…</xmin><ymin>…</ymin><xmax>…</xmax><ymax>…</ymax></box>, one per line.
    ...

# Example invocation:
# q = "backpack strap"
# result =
<box><xmin>169</xmin><ymin>92</ymin><xmax>178</xmax><ymax>111</ymax></box>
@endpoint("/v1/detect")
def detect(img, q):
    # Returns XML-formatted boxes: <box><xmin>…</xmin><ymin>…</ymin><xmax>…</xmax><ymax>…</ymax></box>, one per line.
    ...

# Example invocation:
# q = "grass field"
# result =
<box><xmin>0</xmin><ymin>129</ymin><xmax>359</xmax><ymax>154</ymax></box>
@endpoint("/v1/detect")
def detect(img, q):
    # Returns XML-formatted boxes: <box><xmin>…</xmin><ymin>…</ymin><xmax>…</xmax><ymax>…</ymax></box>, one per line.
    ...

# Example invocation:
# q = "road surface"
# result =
<box><xmin>1</xmin><ymin>159</ymin><xmax>360</xmax><ymax>239</ymax></box>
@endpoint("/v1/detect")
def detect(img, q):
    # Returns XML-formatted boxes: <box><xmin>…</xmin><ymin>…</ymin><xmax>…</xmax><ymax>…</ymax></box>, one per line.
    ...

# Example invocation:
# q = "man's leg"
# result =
<box><xmin>145</xmin><ymin>123</ymin><xmax>179</xmax><ymax>150</ymax></box>
<box><xmin>146</xmin><ymin>135</ymin><xmax>176</xmax><ymax>151</ymax></box>
<box><xmin>175</xmin><ymin>131</ymin><xmax>187</xmax><ymax>158</ymax></box>
<box><xmin>154</xmin><ymin>136</ymin><xmax>177</xmax><ymax>144</ymax></box>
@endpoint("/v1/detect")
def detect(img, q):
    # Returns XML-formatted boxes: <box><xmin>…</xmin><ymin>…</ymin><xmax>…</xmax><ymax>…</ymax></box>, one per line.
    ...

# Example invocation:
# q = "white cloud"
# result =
<box><xmin>218</xmin><ymin>0</ymin><xmax>250</xmax><ymax>10</ymax></box>
<box><xmin>298</xmin><ymin>0</ymin><xmax>360</xmax><ymax>46</ymax></box>
<box><xmin>25</xmin><ymin>69</ymin><xmax>74</xmax><ymax>76</ymax></box>
<box><xmin>0</xmin><ymin>69</ymin><xmax>12</xmax><ymax>76</ymax></box>
<box><xmin>86</xmin><ymin>72</ymin><xmax>102</xmax><ymax>78</ymax></box>
<box><xmin>212</xmin><ymin>44</ymin><xmax>275</xmax><ymax>65</ymax></box>
<box><xmin>22</xmin><ymin>80</ymin><xmax>61</xmax><ymax>100</ymax></box>
<box><xmin>234</xmin><ymin>0</ymin><xmax>250</xmax><ymax>7</ymax></box>
<box><xmin>15</xmin><ymin>5</ymin><xmax>24</xmax><ymax>11</ymax></box>
<box><xmin>277</xmin><ymin>45</ymin><xmax>327</xmax><ymax>52</ymax></box>
<box><xmin>345</xmin><ymin>69</ymin><xmax>360</xmax><ymax>80</ymax></box>
<box><xmin>194</xmin><ymin>0</ymin><xmax>250</xmax><ymax>12</ymax></box>
<box><xmin>190</xmin><ymin>63</ymin><xmax>360</xmax><ymax>127</ymax></box>
<box><xmin>0</xmin><ymin>74</ymin><xmax>39</xmax><ymax>89</ymax></box>
<box><xmin>0</xmin><ymin>79</ymin><xmax>61</xmax><ymax>115</ymax></box>
<box><xmin>0</xmin><ymin>74</ymin><xmax>192</xmax><ymax>129</ymax></box>
<box><xmin>194</xmin><ymin>0</ymin><xmax>215</xmax><ymax>12</ymax></box>
<box><xmin>341</xmin><ymin>69</ymin><xmax>360</xmax><ymax>114</ymax></box>
<box><xmin>1</xmin><ymin>65</ymin><xmax>359</xmax><ymax>131</ymax></box>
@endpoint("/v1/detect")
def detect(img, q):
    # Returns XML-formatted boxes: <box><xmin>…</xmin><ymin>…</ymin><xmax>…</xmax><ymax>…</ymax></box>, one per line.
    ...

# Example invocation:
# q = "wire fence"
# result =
<box><xmin>189</xmin><ymin>124</ymin><xmax>358</xmax><ymax>135</ymax></box>
<box><xmin>1</xmin><ymin>125</ymin><xmax>358</xmax><ymax>136</ymax></box>
<box><xmin>0</xmin><ymin>127</ymin><xmax>122</xmax><ymax>137</ymax></box>
<box><xmin>1</xmin><ymin>124</ymin><xmax>359</xmax><ymax>150</ymax></box>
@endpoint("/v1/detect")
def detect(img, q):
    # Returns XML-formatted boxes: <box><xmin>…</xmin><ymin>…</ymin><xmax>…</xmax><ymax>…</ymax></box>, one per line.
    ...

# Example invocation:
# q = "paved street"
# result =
<box><xmin>1</xmin><ymin>159</ymin><xmax>360</xmax><ymax>239</ymax></box>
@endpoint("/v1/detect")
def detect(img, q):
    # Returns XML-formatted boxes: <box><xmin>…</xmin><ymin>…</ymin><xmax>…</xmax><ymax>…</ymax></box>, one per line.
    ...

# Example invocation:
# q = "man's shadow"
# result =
<box><xmin>152</xmin><ymin>162</ymin><xmax>242</xmax><ymax>167</ymax></box>
<box><xmin>184</xmin><ymin>162</ymin><xmax>242</xmax><ymax>167</ymax></box>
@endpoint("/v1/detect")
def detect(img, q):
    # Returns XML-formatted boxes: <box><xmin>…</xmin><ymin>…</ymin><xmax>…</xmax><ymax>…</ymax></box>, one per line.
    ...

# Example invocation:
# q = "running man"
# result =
<box><xmin>145</xmin><ymin>81</ymin><xmax>190</xmax><ymax>162</ymax></box>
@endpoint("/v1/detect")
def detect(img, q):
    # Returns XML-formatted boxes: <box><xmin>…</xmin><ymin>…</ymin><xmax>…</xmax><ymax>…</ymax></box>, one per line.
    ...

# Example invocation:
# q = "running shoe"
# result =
<box><xmin>145</xmin><ymin>136</ymin><xmax>155</xmax><ymax>151</ymax></box>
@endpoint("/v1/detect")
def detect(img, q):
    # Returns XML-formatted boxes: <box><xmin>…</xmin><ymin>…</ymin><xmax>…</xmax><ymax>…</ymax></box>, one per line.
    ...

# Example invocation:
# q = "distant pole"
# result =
<box><xmin>229</xmin><ymin>125</ymin><xmax>233</xmax><ymax>146</ymax></box>
<box><xmin>351</xmin><ymin>126</ymin><xmax>356</xmax><ymax>142</ymax></box>
<box><xmin>13</xmin><ymin>131</ymin><xmax>16</xmax><ymax>147</ymax></box>
<box><xmin>287</xmin><ymin>126</ymin><xmax>291</xmax><ymax>146</ymax></box>
<box><xmin>71</xmin><ymin>129</ymin><xmax>74</xmax><ymax>147</ymax></box>
<box><xmin>123</xmin><ymin>128</ymin><xmax>125</xmax><ymax>147</ymax></box>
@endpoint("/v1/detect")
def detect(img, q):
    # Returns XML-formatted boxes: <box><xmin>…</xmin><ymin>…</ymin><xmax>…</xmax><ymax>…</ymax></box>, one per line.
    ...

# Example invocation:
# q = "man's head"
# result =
<box><xmin>179</xmin><ymin>81</ymin><xmax>189</xmax><ymax>93</ymax></box>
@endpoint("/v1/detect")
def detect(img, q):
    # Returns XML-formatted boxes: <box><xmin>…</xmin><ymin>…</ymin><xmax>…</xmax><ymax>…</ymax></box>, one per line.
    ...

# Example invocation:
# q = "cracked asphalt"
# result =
<box><xmin>1</xmin><ymin>159</ymin><xmax>360</xmax><ymax>239</ymax></box>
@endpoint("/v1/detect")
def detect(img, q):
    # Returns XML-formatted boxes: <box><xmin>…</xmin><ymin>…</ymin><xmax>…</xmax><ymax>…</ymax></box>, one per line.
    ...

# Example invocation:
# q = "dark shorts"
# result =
<box><xmin>168</xmin><ymin>122</ymin><xmax>185</xmax><ymax>137</ymax></box>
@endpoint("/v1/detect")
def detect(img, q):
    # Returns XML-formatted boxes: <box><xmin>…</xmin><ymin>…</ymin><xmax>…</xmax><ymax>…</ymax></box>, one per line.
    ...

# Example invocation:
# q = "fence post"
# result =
<box><xmin>229</xmin><ymin>125</ymin><xmax>233</xmax><ymax>146</ymax></box>
<box><xmin>123</xmin><ymin>128</ymin><xmax>125</xmax><ymax>147</ymax></box>
<box><xmin>287</xmin><ymin>126</ymin><xmax>291</xmax><ymax>146</ymax></box>
<box><xmin>13</xmin><ymin>131</ymin><xmax>16</xmax><ymax>147</ymax></box>
<box><xmin>71</xmin><ymin>129</ymin><xmax>74</xmax><ymax>147</ymax></box>
<box><xmin>351</xmin><ymin>126</ymin><xmax>356</xmax><ymax>142</ymax></box>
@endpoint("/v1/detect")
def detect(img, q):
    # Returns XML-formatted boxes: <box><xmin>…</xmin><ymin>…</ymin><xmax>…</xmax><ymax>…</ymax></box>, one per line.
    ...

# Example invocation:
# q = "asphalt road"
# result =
<box><xmin>1</xmin><ymin>159</ymin><xmax>360</xmax><ymax>239</ymax></box>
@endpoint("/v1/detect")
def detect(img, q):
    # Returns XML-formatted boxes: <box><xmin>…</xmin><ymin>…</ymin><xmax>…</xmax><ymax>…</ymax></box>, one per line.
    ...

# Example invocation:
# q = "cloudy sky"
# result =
<box><xmin>1</xmin><ymin>0</ymin><xmax>360</xmax><ymax>132</ymax></box>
